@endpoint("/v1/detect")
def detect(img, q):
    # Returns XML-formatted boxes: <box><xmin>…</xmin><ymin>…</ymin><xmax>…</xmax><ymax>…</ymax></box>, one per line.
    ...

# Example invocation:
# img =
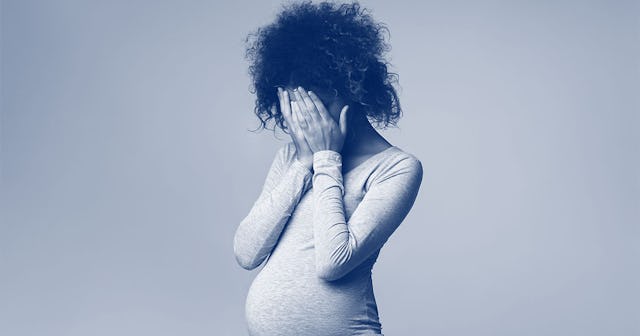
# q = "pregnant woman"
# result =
<box><xmin>234</xmin><ymin>1</ymin><xmax>423</xmax><ymax>335</ymax></box>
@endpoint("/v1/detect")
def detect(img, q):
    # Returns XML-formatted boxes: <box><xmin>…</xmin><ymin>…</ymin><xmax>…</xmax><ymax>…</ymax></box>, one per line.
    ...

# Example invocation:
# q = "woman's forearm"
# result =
<box><xmin>310</xmin><ymin>150</ymin><xmax>350</xmax><ymax>279</ymax></box>
<box><xmin>233</xmin><ymin>159</ymin><xmax>313</xmax><ymax>270</ymax></box>
<box><xmin>311</xmin><ymin>149</ymin><xmax>423</xmax><ymax>281</ymax></box>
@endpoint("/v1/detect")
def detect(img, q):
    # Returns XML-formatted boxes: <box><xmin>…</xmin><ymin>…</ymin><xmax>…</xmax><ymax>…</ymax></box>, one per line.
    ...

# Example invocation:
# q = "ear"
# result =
<box><xmin>339</xmin><ymin>105</ymin><xmax>349</xmax><ymax>136</ymax></box>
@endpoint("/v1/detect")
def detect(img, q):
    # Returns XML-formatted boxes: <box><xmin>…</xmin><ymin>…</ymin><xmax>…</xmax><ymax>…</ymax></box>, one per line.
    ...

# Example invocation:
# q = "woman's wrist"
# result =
<box><xmin>292</xmin><ymin>157</ymin><xmax>313</xmax><ymax>174</ymax></box>
<box><xmin>313</xmin><ymin>150</ymin><xmax>342</xmax><ymax>162</ymax></box>
<box><xmin>311</xmin><ymin>149</ymin><xmax>345</xmax><ymax>196</ymax></box>
<box><xmin>312</xmin><ymin>150</ymin><xmax>342</xmax><ymax>174</ymax></box>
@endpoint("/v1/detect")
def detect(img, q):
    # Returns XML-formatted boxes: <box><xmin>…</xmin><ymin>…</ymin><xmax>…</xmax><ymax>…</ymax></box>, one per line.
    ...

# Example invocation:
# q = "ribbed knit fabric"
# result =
<box><xmin>234</xmin><ymin>142</ymin><xmax>423</xmax><ymax>336</ymax></box>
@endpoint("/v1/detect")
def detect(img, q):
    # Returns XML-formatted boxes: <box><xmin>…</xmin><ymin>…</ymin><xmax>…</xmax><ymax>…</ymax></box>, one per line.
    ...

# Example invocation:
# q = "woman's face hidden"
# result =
<box><xmin>284</xmin><ymin>85</ymin><xmax>344</xmax><ymax>123</ymax></box>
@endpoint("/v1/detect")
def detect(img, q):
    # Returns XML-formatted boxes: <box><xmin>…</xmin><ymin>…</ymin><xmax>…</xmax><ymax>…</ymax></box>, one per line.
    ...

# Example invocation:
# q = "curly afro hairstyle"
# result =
<box><xmin>244</xmin><ymin>0</ymin><xmax>402</xmax><ymax>133</ymax></box>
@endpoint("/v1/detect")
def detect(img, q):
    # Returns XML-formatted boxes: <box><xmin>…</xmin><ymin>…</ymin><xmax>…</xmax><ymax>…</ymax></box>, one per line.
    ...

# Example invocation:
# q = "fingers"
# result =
<box><xmin>339</xmin><ymin>105</ymin><xmax>349</xmax><ymax>136</ymax></box>
<box><xmin>278</xmin><ymin>88</ymin><xmax>302</xmax><ymax>141</ymax></box>
<box><xmin>291</xmin><ymin>100</ymin><xmax>308</xmax><ymax>130</ymax></box>
<box><xmin>278</xmin><ymin>88</ymin><xmax>299</xmax><ymax>133</ymax></box>
<box><xmin>278</xmin><ymin>87</ymin><xmax>291</xmax><ymax>126</ymax></box>
<box><xmin>306</xmin><ymin>91</ymin><xmax>332</xmax><ymax>122</ymax></box>
<box><xmin>291</xmin><ymin>87</ymin><xmax>308</xmax><ymax>112</ymax></box>
<box><xmin>278</xmin><ymin>87</ymin><xmax>310</xmax><ymax>147</ymax></box>
<box><xmin>293</xmin><ymin>87</ymin><xmax>321</xmax><ymax>125</ymax></box>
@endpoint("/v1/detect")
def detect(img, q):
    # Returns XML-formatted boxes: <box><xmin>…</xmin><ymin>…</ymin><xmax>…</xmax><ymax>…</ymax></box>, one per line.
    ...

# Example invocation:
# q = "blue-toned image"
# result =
<box><xmin>1</xmin><ymin>1</ymin><xmax>638</xmax><ymax>336</ymax></box>
<box><xmin>234</xmin><ymin>2</ymin><xmax>422</xmax><ymax>335</ymax></box>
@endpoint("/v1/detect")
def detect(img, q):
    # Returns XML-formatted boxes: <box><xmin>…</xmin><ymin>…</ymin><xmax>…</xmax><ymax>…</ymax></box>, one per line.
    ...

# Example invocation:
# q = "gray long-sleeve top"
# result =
<box><xmin>234</xmin><ymin>142</ymin><xmax>423</xmax><ymax>336</ymax></box>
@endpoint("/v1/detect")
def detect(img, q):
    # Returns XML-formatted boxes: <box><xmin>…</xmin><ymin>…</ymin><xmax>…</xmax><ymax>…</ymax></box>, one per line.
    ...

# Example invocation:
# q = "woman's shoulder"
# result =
<box><xmin>386</xmin><ymin>146</ymin><xmax>423</xmax><ymax>172</ymax></box>
<box><xmin>366</xmin><ymin>145</ymin><xmax>423</xmax><ymax>187</ymax></box>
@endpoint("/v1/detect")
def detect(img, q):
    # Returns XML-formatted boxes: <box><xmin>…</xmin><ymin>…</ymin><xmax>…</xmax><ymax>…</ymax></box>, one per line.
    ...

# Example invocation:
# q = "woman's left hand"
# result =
<box><xmin>291</xmin><ymin>86</ymin><xmax>349</xmax><ymax>153</ymax></box>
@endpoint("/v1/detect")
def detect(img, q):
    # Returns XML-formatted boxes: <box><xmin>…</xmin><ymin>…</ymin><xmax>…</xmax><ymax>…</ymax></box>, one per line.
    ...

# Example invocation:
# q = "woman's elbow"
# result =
<box><xmin>315</xmin><ymin>246</ymin><xmax>353</xmax><ymax>281</ymax></box>
<box><xmin>234</xmin><ymin>252</ymin><xmax>261</xmax><ymax>270</ymax></box>
<box><xmin>316</xmin><ymin>262</ymin><xmax>347</xmax><ymax>281</ymax></box>
<box><xmin>233</xmin><ymin>235</ymin><xmax>262</xmax><ymax>270</ymax></box>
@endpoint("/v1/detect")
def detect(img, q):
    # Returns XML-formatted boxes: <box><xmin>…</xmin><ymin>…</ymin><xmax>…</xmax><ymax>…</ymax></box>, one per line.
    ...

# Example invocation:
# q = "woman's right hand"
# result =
<box><xmin>277</xmin><ymin>87</ymin><xmax>314</xmax><ymax>171</ymax></box>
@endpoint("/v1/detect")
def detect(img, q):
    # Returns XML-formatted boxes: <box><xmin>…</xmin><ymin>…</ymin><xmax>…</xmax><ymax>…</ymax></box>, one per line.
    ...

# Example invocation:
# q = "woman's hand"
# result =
<box><xmin>277</xmin><ymin>87</ymin><xmax>314</xmax><ymax>171</ymax></box>
<box><xmin>291</xmin><ymin>86</ymin><xmax>349</xmax><ymax>154</ymax></box>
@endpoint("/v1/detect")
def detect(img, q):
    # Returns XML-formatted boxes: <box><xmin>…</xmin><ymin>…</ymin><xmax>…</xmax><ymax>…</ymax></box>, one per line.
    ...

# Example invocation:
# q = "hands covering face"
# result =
<box><xmin>276</xmin><ymin>86</ymin><xmax>349</xmax><ymax>170</ymax></box>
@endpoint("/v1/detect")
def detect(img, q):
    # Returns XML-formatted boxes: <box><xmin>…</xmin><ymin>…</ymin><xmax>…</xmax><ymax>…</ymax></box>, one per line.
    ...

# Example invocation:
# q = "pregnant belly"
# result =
<box><xmin>245</xmin><ymin>260</ymin><xmax>379</xmax><ymax>336</ymax></box>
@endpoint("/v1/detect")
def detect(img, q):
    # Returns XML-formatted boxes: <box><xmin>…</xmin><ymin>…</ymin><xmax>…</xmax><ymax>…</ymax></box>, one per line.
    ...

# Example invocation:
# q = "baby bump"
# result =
<box><xmin>245</xmin><ymin>261</ymin><xmax>372</xmax><ymax>335</ymax></box>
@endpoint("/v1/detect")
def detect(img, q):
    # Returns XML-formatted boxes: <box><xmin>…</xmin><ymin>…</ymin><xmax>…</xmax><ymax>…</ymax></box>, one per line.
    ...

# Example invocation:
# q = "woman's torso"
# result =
<box><xmin>245</xmin><ymin>144</ymin><xmax>405</xmax><ymax>336</ymax></box>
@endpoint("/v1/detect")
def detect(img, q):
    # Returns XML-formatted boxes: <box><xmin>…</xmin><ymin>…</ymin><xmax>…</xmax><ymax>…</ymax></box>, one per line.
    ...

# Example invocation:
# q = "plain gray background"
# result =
<box><xmin>1</xmin><ymin>0</ymin><xmax>638</xmax><ymax>335</ymax></box>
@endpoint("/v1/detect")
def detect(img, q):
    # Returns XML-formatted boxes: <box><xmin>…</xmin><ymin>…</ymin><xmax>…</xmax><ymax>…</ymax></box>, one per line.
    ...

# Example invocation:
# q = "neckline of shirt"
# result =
<box><xmin>343</xmin><ymin>145</ymin><xmax>399</xmax><ymax>177</ymax></box>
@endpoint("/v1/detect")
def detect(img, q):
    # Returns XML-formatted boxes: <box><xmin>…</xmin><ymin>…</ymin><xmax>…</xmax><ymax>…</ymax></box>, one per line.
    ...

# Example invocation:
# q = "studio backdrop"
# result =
<box><xmin>1</xmin><ymin>1</ymin><xmax>638</xmax><ymax>335</ymax></box>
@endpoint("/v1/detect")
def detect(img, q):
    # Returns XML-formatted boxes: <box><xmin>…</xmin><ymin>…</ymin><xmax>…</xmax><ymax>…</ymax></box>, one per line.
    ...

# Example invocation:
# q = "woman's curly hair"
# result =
<box><xmin>244</xmin><ymin>0</ymin><xmax>402</xmax><ymax>133</ymax></box>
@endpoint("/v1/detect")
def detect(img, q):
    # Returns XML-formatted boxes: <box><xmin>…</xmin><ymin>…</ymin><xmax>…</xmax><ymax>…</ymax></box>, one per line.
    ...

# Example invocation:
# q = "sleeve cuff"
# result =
<box><xmin>313</xmin><ymin>150</ymin><xmax>342</xmax><ymax>166</ymax></box>
<box><xmin>291</xmin><ymin>158</ymin><xmax>314</xmax><ymax>192</ymax></box>
<box><xmin>312</xmin><ymin>150</ymin><xmax>344</xmax><ymax>197</ymax></box>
